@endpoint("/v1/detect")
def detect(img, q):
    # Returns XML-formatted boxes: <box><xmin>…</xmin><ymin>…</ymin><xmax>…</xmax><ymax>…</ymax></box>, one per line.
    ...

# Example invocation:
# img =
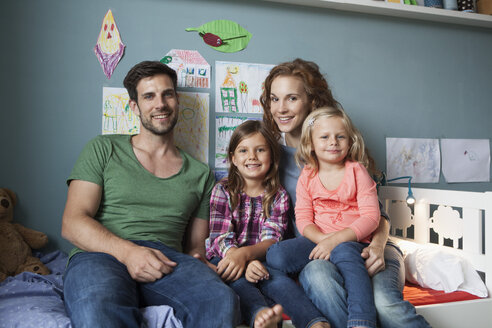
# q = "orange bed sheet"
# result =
<box><xmin>403</xmin><ymin>282</ymin><xmax>481</xmax><ymax>306</ymax></box>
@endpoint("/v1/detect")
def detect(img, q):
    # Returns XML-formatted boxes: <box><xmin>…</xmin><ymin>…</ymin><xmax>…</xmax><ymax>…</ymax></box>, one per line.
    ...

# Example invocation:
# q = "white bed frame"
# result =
<box><xmin>379</xmin><ymin>186</ymin><xmax>492</xmax><ymax>328</ymax></box>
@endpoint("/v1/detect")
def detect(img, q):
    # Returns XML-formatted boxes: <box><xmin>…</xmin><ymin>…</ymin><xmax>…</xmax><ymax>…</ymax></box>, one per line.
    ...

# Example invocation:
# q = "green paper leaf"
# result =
<box><xmin>186</xmin><ymin>20</ymin><xmax>252</xmax><ymax>53</ymax></box>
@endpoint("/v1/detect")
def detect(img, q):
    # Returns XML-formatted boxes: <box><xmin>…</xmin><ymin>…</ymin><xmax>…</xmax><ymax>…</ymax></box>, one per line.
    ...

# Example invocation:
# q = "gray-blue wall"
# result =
<box><xmin>1</xmin><ymin>0</ymin><xmax>491</xmax><ymax>252</ymax></box>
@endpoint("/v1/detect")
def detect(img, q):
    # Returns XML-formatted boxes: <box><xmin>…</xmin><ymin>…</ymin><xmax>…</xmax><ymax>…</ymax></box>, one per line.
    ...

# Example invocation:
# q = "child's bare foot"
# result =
<box><xmin>311</xmin><ymin>321</ymin><xmax>331</xmax><ymax>328</ymax></box>
<box><xmin>254</xmin><ymin>304</ymin><xmax>283</xmax><ymax>328</ymax></box>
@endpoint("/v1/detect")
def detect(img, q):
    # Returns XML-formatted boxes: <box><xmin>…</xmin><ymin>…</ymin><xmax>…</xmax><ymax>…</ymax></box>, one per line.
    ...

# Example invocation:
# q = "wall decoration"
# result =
<box><xmin>186</xmin><ymin>20</ymin><xmax>252</xmax><ymax>53</ymax></box>
<box><xmin>102</xmin><ymin>88</ymin><xmax>209</xmax><ymax>164</ymax></box>
<box><xmin>94</xmin><ymin>10</ymin><xmax>125</xmax><ymax>79</ymax></box>
<box><xmin>441</xmin><ymin>139</ymin><xmax>490</xmax><ymax>183</ymax></box>
<box><xmin>215</xmin><ymin>61</ymin><xmax>274</xmax><ymax>114</ymax></box>
<box><xmin>215</xmin><ymin>116</ymin><xmax>259</xmax><ymax>168</ymax></box>
<box><xmin>161</xmin><ymin>49</ymin><xmax>210</xmax><ymax>89</ymax></box>
<box><xmin>386</xmin><ymin>137</ymin><xmax>440</xmax><ymax>183</ymax></box>
<box><xmin>102</xmin><ymin>87</ymin><xmax>138</xmax><ymax>135</ymax></box>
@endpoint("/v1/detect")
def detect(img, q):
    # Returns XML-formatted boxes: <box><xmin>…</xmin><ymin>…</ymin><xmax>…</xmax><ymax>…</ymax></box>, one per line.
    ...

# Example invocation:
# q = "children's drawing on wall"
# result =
<box><xmin>386</xmin><ymin>137</ymin><xmax>440</xmax><ymax>183</ymax></box>
<box><xmin>94</xmin><ymin>10</ymin><xmax>125</xmax><ymax>79</ymax></box>
<box><xmin>161</xmin><ymin>49</ymin><xmax>210</xmax><ymax>89</ymax></box>
<box><xmin>186</xmin><ymin>20</ymin><xmax>252</xmax><ymax>53</ymax></box>
<box><xmin>441</xmin><ymin>139</ymin><xmax>490</xmax><ymax>182</ymax></box>
<box><xmin>215</xmin><ymin>116</ymin><xmax>259</xmax><ymax>168</ymax></box>
<box><xmin>215</xmin><ymin>61</ymin><xmax>274</xmax><ymax>114</ymax></box>
<box><xmin>102</xmin><ymin>88</ymin><xmax>209</xmax><ymax>164</ymax></box>
<box><xmin>174</xmin><ymin>92</ymin><xmax>210</xmax><ymax>163</ymax></box>
<box><xmin>102</xmin><ymin>87</ymin><xmax>138</xmax><ymax>135</ymax></box>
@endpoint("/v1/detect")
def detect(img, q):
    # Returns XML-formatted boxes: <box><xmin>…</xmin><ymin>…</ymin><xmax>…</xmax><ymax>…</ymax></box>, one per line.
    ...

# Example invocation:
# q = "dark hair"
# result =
<box><xmin>123</xmin><ymin>61</ymin><xmax>178</xmax><ymax>101</ymax></box>
<box><xmin>226</xmin><ymin>120</ymin><xmax>281</xmax><ymax>218</ymax></box>
<box><xmin>261</xmin><ymin>58</ymin><xmax>341</xmax><ymax>141</ymax></box>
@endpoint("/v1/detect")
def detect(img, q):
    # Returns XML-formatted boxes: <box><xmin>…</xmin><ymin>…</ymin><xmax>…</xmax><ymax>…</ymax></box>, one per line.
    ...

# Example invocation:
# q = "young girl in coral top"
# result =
<box><xmin>267</xmin><ymin>107</ymin><xmax>380</xmax><ymax>328</ymax></box>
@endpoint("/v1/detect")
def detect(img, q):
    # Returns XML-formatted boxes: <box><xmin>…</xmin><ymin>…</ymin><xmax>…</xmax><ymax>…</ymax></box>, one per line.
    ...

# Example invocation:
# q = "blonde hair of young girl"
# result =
<box><xmin>296</xmin><ymin>107</ymin><xmax>380</xmax><ymax>178</ymax></box>
<box><xmin>226</xmin><ymin>120</ymin><xmax>282</xmax><ymax>218</ymax></box>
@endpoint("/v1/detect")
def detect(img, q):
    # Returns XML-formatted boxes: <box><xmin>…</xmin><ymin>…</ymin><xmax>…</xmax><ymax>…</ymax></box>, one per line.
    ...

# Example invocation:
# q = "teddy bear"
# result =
<box><xmin>0</xmin><ymin>188</ymin><xmax>50</xmax><ymax>282</ymax></box>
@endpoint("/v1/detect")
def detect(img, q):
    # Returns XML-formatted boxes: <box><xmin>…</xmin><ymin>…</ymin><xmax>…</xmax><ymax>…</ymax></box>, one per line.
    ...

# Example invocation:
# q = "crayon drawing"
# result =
<box><xmin>174</xmin><ymin>92</ymin><xmax>209</xmax><ymax>163</ymax></box>
<box><xmin>162</xmin><ymin>49</ymin><xmax>210</xmax><ymax>89</ymax></box>
<box><xmin>94</xmin><ymin>10</ymin><xmax>125</xmax><ymax>79</ymax></box>
<box><xmin>215</xmin><ymin>115</ymin><xmax>259</xmax><ymax>168</ymax></box>
<box><xmin>102</xmin><ymin>87</ymin><xmax>139</xmax><ymax>135</ymax></box>
<box><xmin>215</xmin><ymin>61</ymin><xmax>274</xmax><ymax>113</ymax></box>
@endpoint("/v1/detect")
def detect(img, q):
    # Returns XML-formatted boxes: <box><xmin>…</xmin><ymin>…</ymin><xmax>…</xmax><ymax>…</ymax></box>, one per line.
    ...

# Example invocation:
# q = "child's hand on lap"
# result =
<box><xmin>246</xmin><ymin>260</ymin><xmax>270</xmax><ymax>283</ymax></box>
<box><xmin>217</xmin><ymin>247</ymin><xmax>248</xmax><ymax>281</ymax></box>
<box><xmin>309</xmin><ymin>236</ymin><xmax>337</xmax><ymax>260</ymax></box>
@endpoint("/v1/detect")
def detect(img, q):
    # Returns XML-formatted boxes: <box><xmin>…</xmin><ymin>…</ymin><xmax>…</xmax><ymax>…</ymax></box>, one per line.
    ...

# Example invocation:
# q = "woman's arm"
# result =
<box><xmin>361</xmin><ymin>218</ymin><xmax>389</xmax><ymax>276</ymax></box>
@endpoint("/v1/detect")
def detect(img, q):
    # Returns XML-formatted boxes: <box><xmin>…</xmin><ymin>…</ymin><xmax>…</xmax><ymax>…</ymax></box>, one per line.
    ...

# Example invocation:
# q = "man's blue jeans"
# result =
<box><xmin>298</xmin><ymin>243</ymin><xmax>431</xmax><ymax>328</ymax></box>
<box><xmin>63</xmin><ymin>241</ymin><xmax>240</xmax><ymax>328</ymax></box>
<box><xmin>210</xmin><ymin>257</ymin><xmax>328</xmax><ymax>328</ymax></box>
<box><xmin>267</xmin><ymin>236</ymin><xmax>376</xmax><ymax>328</ymax></box>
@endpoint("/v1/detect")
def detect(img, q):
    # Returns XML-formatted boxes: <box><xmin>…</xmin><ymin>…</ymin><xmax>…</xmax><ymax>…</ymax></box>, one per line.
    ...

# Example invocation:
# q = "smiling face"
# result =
<box><xmin>311</xmin><ymin>116</ymin><xmax>350</xmax><ymax>169</ymax></box>
<box><xmin>231</xmin><ymin>132</ymin><xmax>272</xmax><ymax>186</ymax></box>
<box><xmin>130</xmin><ymin>74</ymin><xmax>179</xmax><ymax>136</ymax></box>
<box><xmin>269</xmin><ymin>75</ymin><xmax>312</xmax><ymax>142</ymax></box>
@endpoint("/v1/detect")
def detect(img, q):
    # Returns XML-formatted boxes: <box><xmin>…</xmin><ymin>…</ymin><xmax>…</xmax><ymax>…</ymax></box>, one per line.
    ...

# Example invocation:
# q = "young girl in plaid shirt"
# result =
<box><xmin>205</xmin><ymin>120</ymin><xmax>330</xmax><ymax>328</ymax></box>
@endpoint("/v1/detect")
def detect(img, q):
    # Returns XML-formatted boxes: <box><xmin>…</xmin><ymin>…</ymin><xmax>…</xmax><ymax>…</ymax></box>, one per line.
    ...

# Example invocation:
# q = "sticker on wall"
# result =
<box><xmin>215</xmin><ymin>115</ymin><xmax>259</xmax><ymax>168</ymax></box>
<box><xmin>102</xmin><ymin>88</ymin><xmax>210</xmax><ymax>164</ymax></box>
<box><xmin>186</xmin><ymin>20</ymin><xmax>252</xmax><ymax>53</ymax></box>
<box><xmin>386</xmin><ymin>137</ymin><xmax>441</xmax><ymax>183</ymax></box>
<box><xmin>441</xmin><ymin>139</ymin><xmax>490</xmax><ymax>183</ymax></box>
<box><xmin>215</xmin><ymin>61</ymin><xmax>274</xmax><ymax>113</ymax></box>
<box><xmin>94</xmin><ymin>9</ymin><xmax>125</xmax><ymax>79</ymax></box>
<box><xmin>161</xmin><ymin>49</ymin><xmax>210</xmax><ymax>89</ymax></box>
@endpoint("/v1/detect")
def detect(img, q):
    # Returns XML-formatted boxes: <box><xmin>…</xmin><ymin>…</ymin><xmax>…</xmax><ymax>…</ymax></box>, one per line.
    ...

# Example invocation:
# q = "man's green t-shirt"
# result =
<box><xmin>67</xmin><ymin>134</ymin><xmax>215</xmax><ymax>258</ymax></box>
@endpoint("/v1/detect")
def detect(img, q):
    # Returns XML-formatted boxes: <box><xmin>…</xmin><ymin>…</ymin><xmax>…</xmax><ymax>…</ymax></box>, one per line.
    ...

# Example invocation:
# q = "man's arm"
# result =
<box><xmin>184</xmin><ymin>217</ymin><xmax>209</xmax><ymax>258</ymax></box>
<box><xmin>61</xmin><ymin>180</ymin><xmax>176</xmax><ymax>282</ymax></box>
<box><xmin>361</xmin><ymin>217</ymin><xmax>390</xmax><ymax>276</ymax></box>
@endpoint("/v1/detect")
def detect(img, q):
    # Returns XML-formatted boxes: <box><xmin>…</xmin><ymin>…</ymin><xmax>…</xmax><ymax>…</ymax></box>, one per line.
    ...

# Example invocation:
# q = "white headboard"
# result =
<box><xmin>379</xmin><ymin>186</ymin><xmax>492</xmax><ymax>295</ymax></box>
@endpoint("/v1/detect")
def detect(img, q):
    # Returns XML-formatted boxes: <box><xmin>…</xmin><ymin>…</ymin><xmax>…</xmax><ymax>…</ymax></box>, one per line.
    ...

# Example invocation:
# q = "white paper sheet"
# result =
<box><xmin>441</xmin><ymin>139</ymin><xmax>490</xmax><ymax>183</ymax></box>
<box><xmin>386</xmin><ymin>138</ymin><xmax>440</xmax><ymax>183</ymax></box>
<box><xmin>215</xmin><ymin>61</ymin><xmax>274</xmax><ymax>113</ymax></box>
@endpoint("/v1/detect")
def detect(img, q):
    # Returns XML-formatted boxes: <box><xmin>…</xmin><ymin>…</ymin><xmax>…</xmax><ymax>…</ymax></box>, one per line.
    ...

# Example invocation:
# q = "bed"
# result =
<box><xmin>379</xmin><ymin>186</ymin><xmax>492</xmax><ymax>328</ymax></box>
<box><xmin>2</xmin><ymin>186</ymin><xmax>491</xmax><ymax>328</ymax></box>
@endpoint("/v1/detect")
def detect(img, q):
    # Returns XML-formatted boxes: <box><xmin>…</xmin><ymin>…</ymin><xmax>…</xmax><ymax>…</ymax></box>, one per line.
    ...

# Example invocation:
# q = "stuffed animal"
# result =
<box><xmin>0</xmin><ymin>188</ymin><xmax>50</xmax><ymax>282</ymax></box>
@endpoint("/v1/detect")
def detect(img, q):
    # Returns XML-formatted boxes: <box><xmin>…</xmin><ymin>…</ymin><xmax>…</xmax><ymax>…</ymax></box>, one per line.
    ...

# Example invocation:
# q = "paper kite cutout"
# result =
<box><xmin>94</xmin><ymin>10</ymin><xmax>125</xmax><ymax>79</ymax></box>
<box><xmin>186</xmin><ymin>20</ymin><xmax>252</xmax><ymax>53</ymax></box>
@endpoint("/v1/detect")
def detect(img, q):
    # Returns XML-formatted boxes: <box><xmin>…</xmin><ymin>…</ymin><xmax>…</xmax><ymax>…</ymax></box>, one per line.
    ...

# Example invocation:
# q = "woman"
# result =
<box><xmin>261</xmin><ymin>58</ymin><xmax>430</xmax><ymax>328</ymax></box>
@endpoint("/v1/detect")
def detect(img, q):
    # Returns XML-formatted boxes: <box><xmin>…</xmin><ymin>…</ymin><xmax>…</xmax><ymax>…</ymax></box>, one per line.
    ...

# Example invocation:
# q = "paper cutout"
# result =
<box><xmin>386</xmin><ymin>138</ymin><xmax>440</xmax><ymax>183</ymax></box>
<box><xmin>102</xmin><ymin>87</ymin><xmax>138</xmax><ymax>135</ymax></box>
<box><xmin>102</xmin><ymin>88</ymin><xmax>210</xmax><ymax>164</ymax></box>
<box><xmin>215</xmin><ymin>61</ymin><xmax>274</xmax><ymax>113</ymax></box>
<box><xmin>215</xmin><ymin>116</ymin><xmax>259</xmax><ymax>168</ymax></box>
<box><xmin>186</xmin><ymin>20</ymin><xmax>252</xmax><ymax>53</ymax></box>
<box><xmin>162</xmin><ymin>49</ymin><xmax>210</xmax><ymax>89</ymax></box>
<box><xmin>441</xmin><ymin>139</ymin><xmax>490</xmax><ymax>183</ymax></box>
<box><xmin>94</xmin><ymin>10</ymin><xmax>125</xmax><ymax>79</ymax></box>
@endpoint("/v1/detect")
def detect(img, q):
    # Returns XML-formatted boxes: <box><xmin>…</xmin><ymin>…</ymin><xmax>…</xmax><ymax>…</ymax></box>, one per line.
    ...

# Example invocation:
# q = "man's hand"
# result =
<box><xmin>361</xmin><ymin>244</ymin><xmax>385</xmax><ymax>276</ymax></box>
<box><xmin>120</xmin><ymin>245</ymin><xmax>177</xmax><ymax>282</ymax></box>
<box><xmin>217</xmin><ymin>247</ymin><xmax>248</xmax><ymax>282</ymax></box>
<box><xmin>245</xmin><ymin>260</ymin><xmax>269</xmax><ymax>283</ymax></box>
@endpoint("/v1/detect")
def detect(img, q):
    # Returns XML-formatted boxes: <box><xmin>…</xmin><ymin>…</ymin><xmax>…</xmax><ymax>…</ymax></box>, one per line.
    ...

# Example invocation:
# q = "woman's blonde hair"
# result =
<box><xmin>296</xmin><ymin>107</ymin><xmax>380</xmax><ymax>177</ymax></box>
<box><xmin>226</xmin><ymin>120</ymin><xmax>281</xmax><ymax>218</ymax></box>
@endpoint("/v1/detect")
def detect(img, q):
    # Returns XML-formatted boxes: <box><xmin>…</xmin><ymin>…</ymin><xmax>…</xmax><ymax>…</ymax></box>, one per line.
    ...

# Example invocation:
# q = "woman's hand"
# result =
<box><xmin>245</xmin><ymin>260</ymin><xmax>270</xmax><ymax>283</ymax></box>
<box><xmin>217</xmin><ymin>247</ymin><xmax>248</xmax><ymax>282</ymax></box>
<box><xmin>361</xmin><ymin>244</ymin><xmax>385</xmax><ymax>276</ymax></box>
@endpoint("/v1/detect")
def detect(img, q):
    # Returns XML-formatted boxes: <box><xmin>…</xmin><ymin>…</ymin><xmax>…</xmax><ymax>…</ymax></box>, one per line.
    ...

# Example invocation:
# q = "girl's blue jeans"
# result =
<box><xmin>298</xmin><ymin>242</ymin><xmax>431</xmax><ymax>328</ymax></box>
<box><xmin>63</xmin><ymin>240</ymin><xmax>240</xmax><ymax>328</ymax></box>
<box><xmin>210</xmin><ymin>256</ymin><xmax>328</xmax><ymax>328</ymax></box>
<box><xmin>267</xmin><ymin>236</ymin><xmax>377</xmax><ymax>328</ymax></box>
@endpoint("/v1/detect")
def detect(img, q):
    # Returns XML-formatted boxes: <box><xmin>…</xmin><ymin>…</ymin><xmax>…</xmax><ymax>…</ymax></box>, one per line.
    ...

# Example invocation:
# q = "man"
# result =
<box><xmin>62</xmin><ymin>61</ymin><xmax>239</xmax><ymax>328</ymax></box>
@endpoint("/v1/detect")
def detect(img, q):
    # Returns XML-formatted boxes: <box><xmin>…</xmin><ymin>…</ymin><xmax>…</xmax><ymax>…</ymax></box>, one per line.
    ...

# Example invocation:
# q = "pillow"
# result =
<box><xmin>396</xmin><ymin>239</ymin><xmax>488</xmax><ymax>297</ymax></box>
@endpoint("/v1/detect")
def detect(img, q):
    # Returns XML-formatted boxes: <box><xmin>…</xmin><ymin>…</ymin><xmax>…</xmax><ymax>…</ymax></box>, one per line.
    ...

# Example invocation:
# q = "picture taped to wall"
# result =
<box><xmin>102</xmin><ymin>88</ymin><xmax>210</xmax><ymax>163</ymax></box>
<box><xmin>386</xmin><ymin>137</ymin><xmax>441</xmax><ymax>183</ymax></box>
<box><xmin>215</xmin><ymin>115</ymin><xmax>259</xmax><ymax>168</ymax></box>
<box><xmin>162</xmin><ymin>49</ymin><xmax>210</xmax><ymax>89</ymax></box>
<box><xmin>94</xmin><ymin>10</ymin><xmax>125</xmax><ymax>79</ymax></box>
<box><xmin>215</xmin><ymin>61</ymin><xmax>274</xmax><ymax>114</ymax></box>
